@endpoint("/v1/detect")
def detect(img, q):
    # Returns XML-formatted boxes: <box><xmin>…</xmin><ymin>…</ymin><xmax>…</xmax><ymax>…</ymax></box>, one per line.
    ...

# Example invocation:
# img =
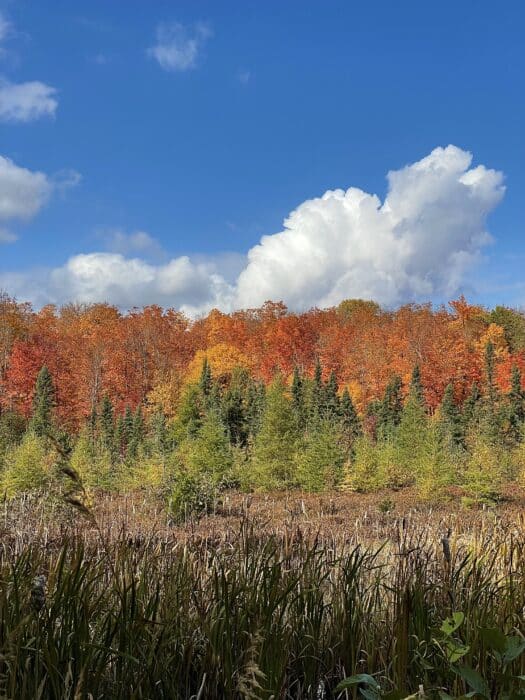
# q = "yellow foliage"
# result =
<box><xmin>186</xmin><ymin>343</ymin><xmax>251</xmax><ymax>384</ymax></box>
<box><xmin>146</xmin><ymin>372</ymin><xmax>184</xmax><ymax>418</ymax></box>
<box><xmin>476</xmin><ymin>323</ymin><xmax>509</xmax><ymax>359</ymax></box>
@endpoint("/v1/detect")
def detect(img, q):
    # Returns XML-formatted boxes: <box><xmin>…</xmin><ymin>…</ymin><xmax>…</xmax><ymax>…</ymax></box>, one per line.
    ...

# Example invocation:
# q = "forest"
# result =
<box><xmin>1</xmin><ymin>291</ymin><xmax>525</xmax><ymax>510</ymax></box>
<box><xmin>2</xmin><ymin>291</ymin><xmax>525</xmax><ymax>698</ymax></box>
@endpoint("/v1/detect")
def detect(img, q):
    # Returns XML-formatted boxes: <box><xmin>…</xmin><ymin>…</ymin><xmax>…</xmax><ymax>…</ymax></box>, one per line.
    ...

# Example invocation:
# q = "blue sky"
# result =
<box><xmin>0</xmin><ymin>0</ymin><xmax>523</xmax><ymax>313</ymax></box>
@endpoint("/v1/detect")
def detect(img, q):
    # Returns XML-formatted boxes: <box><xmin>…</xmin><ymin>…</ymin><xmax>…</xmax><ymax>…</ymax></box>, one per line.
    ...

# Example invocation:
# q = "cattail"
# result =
<box><xmin>30</xmin><ymin>574</ymin><xmax>47</xmax><ymax>612</ymax></box>
<box><xmin>441</xmin><ymin>528</ymin><xmax>451</xmax><ymax>565</ymax></box>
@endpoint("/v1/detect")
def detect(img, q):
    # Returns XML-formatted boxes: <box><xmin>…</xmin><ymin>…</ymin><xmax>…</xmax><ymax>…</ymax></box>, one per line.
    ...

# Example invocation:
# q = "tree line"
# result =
<box><xmin>1</xmin><ymin>338</ymin><xmax>525</xmax><ymax>512</ymax></box>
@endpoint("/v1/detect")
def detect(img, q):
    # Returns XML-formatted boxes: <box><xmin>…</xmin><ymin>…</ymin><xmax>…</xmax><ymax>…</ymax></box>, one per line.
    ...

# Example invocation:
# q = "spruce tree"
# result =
<box><xmin>409</xmin><ymin>365</ymin><xmax>424</xmax><ymax>405</ymax></box>
<box><xmin>151</xmin><ymin>409</ymin><xmax>169</xmax><ymax>454</ymax></box>
<box><xmin>291</xmin><ymin>366</ymin><xmax>306</xmax><ymax>429</ymax></box>
<box><xmin>199</xmin><ymin>358</ymin><xmax>212</xmax><ymax>397</ymax></box>
<box><xmin>30</xmin><ymin>366</ymin><xmax>55</xmax><ymax>437</ymax></box>
<box><xmin>309</xmin><ymin>357</ymin><xmax>323</xmax><ymax>424</ymax></box>
<box><xmin>296</xmin><ymin>418</ymin><xmax>346</xmax><ymax>492</ymax></box>
<box><xmin>439</xmin><ymin>383</ymin><xmax>463</xmax><ymax>446</ymax></box>
<box><xmin>123</xmin><ymin>406</ymin><xmax>134</xmax><ymax>447</ymax></box>
<box><xmin>340</xmin><ymin>387</ymin><xmax>361</xmax><ymax>453</ymax></box>
<box><xmin>252</xmin><ymin>375</ymin><xmax>299</xmax><ymax>489</ymax></box>
<box><xmin>323</xmin><ymin>370</ymin><xmax>340</xmax><ymax>420</ymax></box>
<box><xmin>174</xmin><ymin>384</ymin><xmax>204</xmax><ymax>440</ymax></box>
<box><xmin>100</xmin><ymin>395</ymin><xmax>115</xmax><ymax>450</ymax></box>
<box><xmin>222</xmin><ymin>384</ymin><xmax>248</xmax><ymax>447</ymax></box>
<box><xmin>507</xmin><ymin>364</ymin><xmax>525</xmax><ymax>443</ymax></box>
<box><xmin>377</xmin><ymin>375</ymin><xmax>403</xmax><ymax>440</ymax></box>
<box><xmin>392</xmin><ymin>373</ymin><xmax>427</xmax><ymax>487</ymax></box>
<box><xmin>128</xmin><ymin>405</ymin><xmax>145</xmax><ymax>459</ymax></box>
<box><xmin>462</xmin><ymin>382</ymin><xmax>481</xmax><ymax>430</ymax></box>
<box><xmin>246</xmin><ymin>381</ymin><xmax>265</xmax><ymax>438</ymax></box>
<box><xmin>183</xmin><ymin>409</ymin><xmax>233</xmax><ymax>485</ymax></box>
<box><xmin>484</xmin><ymin>340</ymin><xmax>498</xmax><ymax>413</ymax></box>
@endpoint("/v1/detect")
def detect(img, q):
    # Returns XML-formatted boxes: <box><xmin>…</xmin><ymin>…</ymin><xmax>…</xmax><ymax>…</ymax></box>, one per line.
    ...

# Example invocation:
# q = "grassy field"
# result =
<box><xmin>1</xmin><ymin>490</ymin><xmax>525</xmax><ymax>698</ymax></box>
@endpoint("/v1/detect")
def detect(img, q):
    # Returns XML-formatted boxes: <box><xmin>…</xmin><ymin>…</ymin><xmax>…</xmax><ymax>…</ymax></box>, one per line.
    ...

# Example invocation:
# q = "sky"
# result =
<box><xmin>0</xmin><ymin>0</ymin><xmax>523</xmax><ymax>315</ymax></box>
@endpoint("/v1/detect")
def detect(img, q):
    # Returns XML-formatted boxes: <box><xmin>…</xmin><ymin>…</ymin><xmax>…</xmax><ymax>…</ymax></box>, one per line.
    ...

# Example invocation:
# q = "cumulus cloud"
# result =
<box><xmin>0</xmin><ymin>146</ymin><xmax>506</xmax><ymax>313</ymax></box>
<box><xmin>1</xmin><ymin>253</ymin><xmax>234</xmax><ymax>316</ymax></box>
<box><xmin>0</xmin><ymin>155</ymin><xmax>52</xmax><ymax>221</ymax></box>
<box><xmin>0</xmin><ymin>79</ymin><xmax>58</xmax><ymax>122</ymax></box>
<box><xmin>235</xmin><ymin>145</ymin><xmax>505</xmax><ymax>309</ymax></box>
<box><xmin>0</xmin><ymin>155</ymin><xmax>79</xmax><ymax>243</ymax></box>
<box><xmin>148</xmin><ymin>21</ymin><xmax>211</xmax><ymax>72</ymax></box>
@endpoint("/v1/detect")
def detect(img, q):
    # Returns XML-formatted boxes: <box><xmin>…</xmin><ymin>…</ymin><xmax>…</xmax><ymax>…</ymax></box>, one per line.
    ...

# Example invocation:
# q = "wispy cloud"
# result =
<box><xmin>147</xmin><ymin>21</ymin><xmax>212</xmax><ymax>72</ymax></box>
<box><xmin>237</xmin><ymin>69</ymin><xmax>251</xmax><ymax>85</ymax></box>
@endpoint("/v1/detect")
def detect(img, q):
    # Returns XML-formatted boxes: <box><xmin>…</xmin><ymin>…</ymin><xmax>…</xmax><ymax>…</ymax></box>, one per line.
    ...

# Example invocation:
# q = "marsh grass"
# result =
<box><xmin>0</xmin><ymin>493</ymin><xmax>524</xmax><ymax>698</ymax></box>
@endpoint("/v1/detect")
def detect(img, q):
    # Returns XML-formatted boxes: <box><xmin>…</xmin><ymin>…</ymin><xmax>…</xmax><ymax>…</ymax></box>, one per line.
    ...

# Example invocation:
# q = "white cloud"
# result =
<box><xmin>0</xmin><ymin>155</ymin><xmax>52</xmax><ymax>221</ymax></box>
<box><xmin>235</xmin><ymin>145</ymin><xmax>505</xmax><ymax>309</ymax></box>
<box><xmin>148</xmin><ymin>22</ymin><xmax>211</xmax><ymax>72</ymax></box>
<box><xmin>2</xmin><ymin>253</ymin><xmax>234</xmax><ymax>316</ymax></box>
<box><xmin>0</xmin><ymin>155</ymin><xmax>79</xmax><ymax>243</ymax></box>
<box><xmin>0</xmin><ymin>146</ymin><xmax>506</xmax><ymax>313</ymax></box>
<box><xmin>0</xmin><ymin>79</ymin><xmax>58</xmax><ymax>122</ymax></box>
<box><xmin>103</xmin><ymin>230</ymin><xmax>165</xmax><ymax>259</ymax></box>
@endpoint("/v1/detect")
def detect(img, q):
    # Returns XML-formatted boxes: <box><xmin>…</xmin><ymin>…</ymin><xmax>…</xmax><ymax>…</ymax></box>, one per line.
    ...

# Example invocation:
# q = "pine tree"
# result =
<box><xmin>507</xmin><ymin>364</ymin><xmax>525</xmax><ymax>443</ymax></box>
<box><xmin>222</xmin><ymin>384</ymin><xmax>248</xmax><ymax>447</ymax></box>
<box><xmin>392</xmin><ymin>375</ymin><xmax>427</xmax><ymax>487</ymax></box>
<box><xmin>409</xmin><ymin>365</ymin><xmax>424</xmax><ymax>405</ymax></box>
<box><xmin>100</xmin><ymin>395</ymin><xmax>115</xmax><ymax>451</ymax></box>
<box><xmin>462</xmin><ymin>382</ymin><xmax>481</xmax><ymax>430</ymax></box>
<box><xmin>199</xmin><ymin>358</ymin><xmax>212</xmax><ymax>397</ymax></box>
<box><xmin>128</xmin><ymin>405</ymin><xmax>145</xmax><ymax>460</ymax></box>
<box><xmin>30</xmin><ymin>366</ymin><xmax>55</xmax><ymax>437</ymax></box>
<box><xmin>342</xmin><ymin>434</ymin><xmax>383</xmax><ymax>492</ymax></box>
<box><xmin>291</xmin><ymin>366</ymin><xmax>306</xmax><ymax>429</ymax></box>
<box><xmin>309</xmin><ymin>357</ymin><xmax>323</xmax><ymax>424</ymax></box>
<box><xmin>174</xmin><ymin>384</ymin><xmax>204</xmax><ymax>440</ymax></box>
<box><xmin>246</xmin><ymin>381</ymin><xmax>265</xmax><ymax>438</ymax></box>
<box><xmin>323</xmin><ymin>370</ymin><xmax>340</xmax><ymax>420</ymax></box>
<box><xmin>340</xmin><ymin>387</ymin><xmax>361</xmax><ymax>453</ymax></box>
<box><xmin>183</xmin><ymin>409</ymin><xmax>233</xmax><ymax>485</ymax></box>
<box><xmin>123</xmin><ymin>406</ymin><xmax>134</xmax><ymax>447</ymax></box>
<box><xmin>151</xmin><ymin>409</ymin><xmax>169</xmax><ymax>454</ymax></box>
<box><xmin>252</xmin><ymin>375</ymin><xmax>299</xmax><ymax>489</ymax></box>
<box><xmin>377</xmin><ymin>375</ymin><xmax>403</xmax><ymax>440</ymax></box>
<box><xmin>296</xmin><ymin>419</ymin><xmax>346</xmax><ymax>492</ymax></box>
<box><xmin>439</xmin><ymin>383</ymin><xmax>463</xmax><ymax>447</ymax></box>
<box><xmin>484</xmin><ymin>340</ymin><xmax>498</xmax><ymax>410</ymax></box>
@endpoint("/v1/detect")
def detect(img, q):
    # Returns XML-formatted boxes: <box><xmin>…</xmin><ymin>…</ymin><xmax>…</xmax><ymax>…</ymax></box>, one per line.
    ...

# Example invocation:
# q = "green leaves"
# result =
<box><xmin>441</xmin><ymin>612</ymin><xmax>465</xmax><ymax>637</ymax></box>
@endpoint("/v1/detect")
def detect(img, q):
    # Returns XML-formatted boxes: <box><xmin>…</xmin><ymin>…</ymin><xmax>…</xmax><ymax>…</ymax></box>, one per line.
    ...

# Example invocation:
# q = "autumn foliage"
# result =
<box><xmin>1</xmin><ymin>293</ymin><xmax>525</xmax><ymax>427</ymax></box>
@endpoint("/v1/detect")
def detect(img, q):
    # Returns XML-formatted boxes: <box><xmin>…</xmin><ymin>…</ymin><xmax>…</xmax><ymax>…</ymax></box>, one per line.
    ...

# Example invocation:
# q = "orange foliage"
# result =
<box><xmin>0</xmin><ymin>294</ymin><xmax>523</xmax><ymax>426</ymax></box>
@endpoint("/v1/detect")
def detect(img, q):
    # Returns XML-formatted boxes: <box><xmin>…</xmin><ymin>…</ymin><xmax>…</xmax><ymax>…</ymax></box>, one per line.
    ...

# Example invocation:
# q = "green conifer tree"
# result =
<box><xmin>291</xmin><ymin>366</ymin><xmax>306</xmax><ymax>429</ymax></box>
<box><xmin>199</xmin><ymin>358</ymin><xmax>212</xmax><ymax>397</ymax></box>
<box><xmin>340</xmin><ymin>387</ymin><xmax>361</xmax><ymax>453</ymax></box>
<box><xmin>296</xmin><ymin>418</ymin><xmax>346</xmax><ymax>492</ymax></box>
<box><xmin>323</xmin><ymin>370</ymin><xmax>340</xmax><ymax>420</ymax></box>
<box><xmin>507</xmin><ymin>364</ymin><xmax>525</xmax><ymax>444</ymax></box>
<box><xmin>30</xmin><ymin>366</ymin><xmax>55</xmax><ymax>437</ymax></box>
<box><xmin>252</xmin><ymin>375</ymin><xmax>299</xmax><ymax>489</ymax></box>
<box><xmin>377</xmin><ymin>375</ymin><xmax>403</xmax><ymax>440</ymax></box>
<box><xmin>99</xmin><ymin>395</ymin><xmax>115</xmax><ymax>452</ymax></box>
<box><xmin>392</xmin><ymin>373</ymin><xmax>427</xmax><ymax>487</ymax></box>
<box><xmin>183</xmin><ymin>409</ymin><xmax>233</xmax><ymax>485</ymax></box>
<box><xmin>439</xmin><ymin>383</ymin><xmax>463</xmax><ymax>447</ymax></box>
